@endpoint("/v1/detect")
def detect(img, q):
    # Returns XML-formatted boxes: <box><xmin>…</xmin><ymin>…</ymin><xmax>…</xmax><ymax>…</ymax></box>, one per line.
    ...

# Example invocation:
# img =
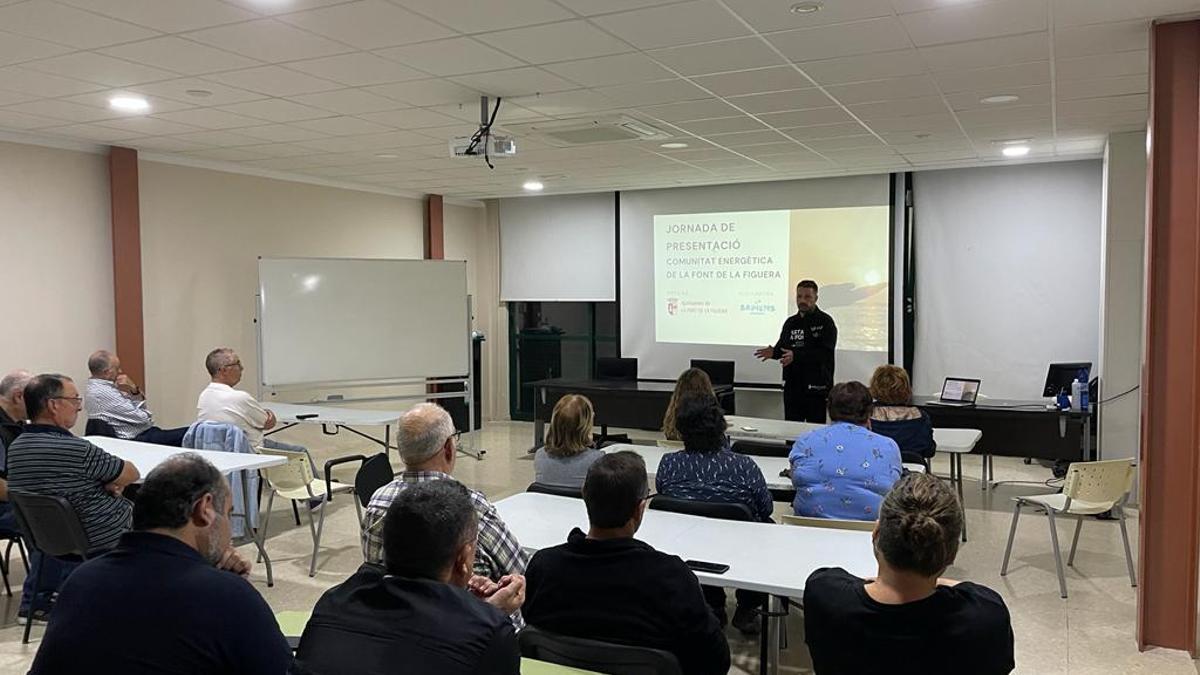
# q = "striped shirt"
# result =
<box><xmin>362</xmin><ymin>471</ymin><xmax>529</xmax><ymax>580</ymax></box>
<box><xmin>8</xmin><ymin>425</ymin><xmax>131</xmax><ymax>551</ymax></box>
<box><xmin>86</xmin><ymin>378</ymin><xmax>153</xmax><ymax>439</ymax></box>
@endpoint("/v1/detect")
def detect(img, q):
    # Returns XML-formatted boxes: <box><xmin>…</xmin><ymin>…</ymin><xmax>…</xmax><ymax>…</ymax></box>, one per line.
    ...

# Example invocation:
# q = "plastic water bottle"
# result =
<box><xmin>1070</xmin><ymin>376</ymin><xmax>1083</xmax><ymax>412</ymax></box>
<box><xmin>1078</xmin><ymin>371</ymin><xmax>1090</xmax><ymax>412</ymax></box>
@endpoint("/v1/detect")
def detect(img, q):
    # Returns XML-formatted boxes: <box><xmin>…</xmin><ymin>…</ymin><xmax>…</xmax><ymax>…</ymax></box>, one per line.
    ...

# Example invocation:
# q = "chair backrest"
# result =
<box><xmin>655</xmin><ymin>439</ymin><xmax>685</xmax><ymax>450</ymax></box>
<box><xmin>730</xmin><ymin>439</ymin><xmax>790</xmax><ymax>458</ymax></box>
<box><xmin>354</xmin><ymin>453</ymin><xmax>394</xmax><ymax>509</ymax></box>
<box><xmin>259</xmin><ymin>447</ymin><xmax>315</xmax><ymax>494</ymax></box>
<box><xmin>519</xmin><ymin>625</ymin><xmax>682</xmax><ymax>675</ymax></box>
<box><xmin>1063</xmin><ymin>458</ymin><xmax>1136</xmax><ymax>507</ymax></box>
<box><xmin>649</xmin><ymin>494</ymin><xmax>753</xmax><ymax>521</ymax></box>
<box><xmin>84</xmin><ymin>418</ymin><xmax>118</xmax><ymax>438</ymax></box>
<box><xmin>526</xmin><ymin>482</ymin><xmax>584</xmax><ymax>499</ymax></box>
<box><xmin>596</xmin><ymin>357</ymin><xmax>638</xmax><ymax>381</ymax></box>
<box><xmin>182</xmin><ymin>421</ymin><xmax>250</xmax><ymax>455</ymax></box>
<box><xmin>9</xmin><ymin>490</ymin><xmax>90</xmax><ymax>558</ymax></box>
<box><xmin>782</xmin><ymin>514</ymin><xmax>877</xmax><ymax>531</ymax></box>
<box><xmin>690</xmin><ymin>359</ymin><xmax>735</xmax><ymax>386</ymax></box>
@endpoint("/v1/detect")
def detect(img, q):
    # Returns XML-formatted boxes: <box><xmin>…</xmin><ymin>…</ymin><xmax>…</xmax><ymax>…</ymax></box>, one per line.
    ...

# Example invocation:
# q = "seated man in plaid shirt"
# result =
<box><xmin>363</xmin><ymin>403</ymin><xmax>529</xmax><ymax>596</ymax></box>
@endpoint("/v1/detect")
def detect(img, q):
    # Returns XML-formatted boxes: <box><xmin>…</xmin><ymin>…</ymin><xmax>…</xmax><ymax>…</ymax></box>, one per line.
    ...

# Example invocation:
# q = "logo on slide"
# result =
<box><xmin>666</xmin><ymin>297</ymin><xmax>678</xmax><ymax>316</ymax></box>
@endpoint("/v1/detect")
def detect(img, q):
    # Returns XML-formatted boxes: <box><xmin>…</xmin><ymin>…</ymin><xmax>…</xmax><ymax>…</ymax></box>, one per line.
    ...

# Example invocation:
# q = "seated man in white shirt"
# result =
<box><xmin>196</xmin><ymin>348</ymin><xmax>307</xmax><ymax>458</ymax></box>
<box><xmin>85</xmin><ymin>350</ymin><xmax>189</xmax><ymax>447</ymax></box>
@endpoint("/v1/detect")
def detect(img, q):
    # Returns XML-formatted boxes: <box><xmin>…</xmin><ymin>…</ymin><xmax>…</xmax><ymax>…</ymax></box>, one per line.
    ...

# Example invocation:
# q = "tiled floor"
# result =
<box><xmin>0</xmin><ymin>420</ymin><xmax>1194</xmax><ymax>674</ymax></box>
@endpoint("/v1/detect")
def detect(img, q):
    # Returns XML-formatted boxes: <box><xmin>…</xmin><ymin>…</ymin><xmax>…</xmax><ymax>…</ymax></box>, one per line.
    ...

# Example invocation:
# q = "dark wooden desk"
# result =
<box><xmin>915</xmin><ymin>396</ymin><xmax>1092</xmax><ymax>464</ymax></box>
<box><xmin>530</xmin><ymin>378</ymin><xmax>735</xmax><ymax>447</ymax></box>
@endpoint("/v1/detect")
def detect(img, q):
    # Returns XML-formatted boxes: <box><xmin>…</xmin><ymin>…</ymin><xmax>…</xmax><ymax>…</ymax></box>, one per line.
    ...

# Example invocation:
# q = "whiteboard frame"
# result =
<box><xmin>254</xmin><ymin>256</ymin><xmax>476</xmax><ymax>433</ymax></box>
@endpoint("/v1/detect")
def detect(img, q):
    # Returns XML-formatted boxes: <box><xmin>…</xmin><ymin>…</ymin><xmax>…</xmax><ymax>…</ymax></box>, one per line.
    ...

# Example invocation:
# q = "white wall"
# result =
<box><xmin>138</xmin><ymin>161</ymin><xmax>486</xmax><ymax>427</ymax></box>
<box><xmin>0</xmin><ymin>141</ymin><xmax>113</xmax><ymax>425</ymax></box>
<box><xmin>1098</xmin><ymin>131</ymin><xmax>1147</xmax><ymax>463</ymax></box>
<box><xmin>913</xmin><ymin>160</ymin><xmax>1103</xmax><ymax>400</ymax></box>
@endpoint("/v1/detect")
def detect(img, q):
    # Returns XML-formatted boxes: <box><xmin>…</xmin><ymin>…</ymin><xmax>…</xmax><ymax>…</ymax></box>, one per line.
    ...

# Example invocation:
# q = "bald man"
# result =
<box><xmin>86</xmin><ymin>350</ymin><xmax>189</xmax><ymax>447</ymax></box>
<box><xmin>0</xmin><ymin>369</ymin><xmax>31</xmax><ymax>450</ymax></box>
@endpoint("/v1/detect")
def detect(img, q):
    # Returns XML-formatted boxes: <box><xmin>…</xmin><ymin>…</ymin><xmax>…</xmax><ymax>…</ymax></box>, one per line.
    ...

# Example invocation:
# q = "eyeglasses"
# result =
<box><xmin>50</xmin><ymin>396</ymin><xmax>83</xmax><ymax>408</ymax></box>
<box><xmin>642</xmin><ymin>491</ymin><xmax>657</xmax><ymax>502</ymax></box>
<box><xmin>223</xmin><ymin>361</ymin><xmax>243</xmax><ymax>370</ymax></box>
<box><xmin>449</xmin><ymin>430</ymin><xmax>462</xmax><ymax>445</ymax></box>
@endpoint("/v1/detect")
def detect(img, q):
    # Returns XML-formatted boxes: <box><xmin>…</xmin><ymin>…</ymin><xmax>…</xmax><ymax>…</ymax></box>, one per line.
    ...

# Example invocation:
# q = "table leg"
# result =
<box><xmin>981</xmin><ymin>453</ymin><xmax>989</xmax><ymax>491</ymax></box>
<box><xmin>533</xmin><ymin>418</ymin><xmax>545</xmax><ymax>448</ymax></box>
<box><xmin>956</xmin><ymin>454</ymin><xmax>967</xmax><ymax>542</ymax></box>
<box><xmin>766</xmin><ymin>594</ymin><xmax>782</xmax><ymax>674</ymax></box>
<box><xmin>384</xmin><ymin>425</ymin><xmax>391</xmax><ymax>458</ymax></box>
<box><xmin>244</xmin><ymin>469</ymin><xmax>274</xmax><ymax>587</ymax></box>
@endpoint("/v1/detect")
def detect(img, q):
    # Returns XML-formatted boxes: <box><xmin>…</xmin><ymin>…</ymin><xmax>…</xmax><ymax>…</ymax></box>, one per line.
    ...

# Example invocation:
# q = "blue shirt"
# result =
<box><xmin>656</xmin><ymin>448</ymin><xmax>773</xmax><ymax>522</ymax></box>
<box><xmin>789</xmin><ymin>422</ymin><xmax>902</xmax><ymax>520</ymax></box>
<box><xmin>30</xmin><ymin>531</ymin><xmax>291</xmax><ymax>675</ymax></box>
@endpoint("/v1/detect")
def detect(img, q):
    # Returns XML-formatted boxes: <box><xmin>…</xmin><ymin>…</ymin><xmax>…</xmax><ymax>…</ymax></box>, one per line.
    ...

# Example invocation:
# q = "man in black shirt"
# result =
<box><xmin>294</xmin><ymin>480</ymin><xmax>525</xmax><ymax>675</ymax></box>
<box><xmin>803</xmin><ymin>473</ymin><xmax>1014</xmax><ymax>675</ymax></box>
<box><xmin>523</xmin><ymin>452</ymin><xmax>730</xmax><ymax>675</ymax></box>
<box><xmin>755</xmin><ymin>279</ymin><xmax>837</xmax><ymax>423</ymax></box>
<box><xmin>29</xmin><ymin>452</ymin><xmax>291</xmax><ymax>674</ymax></box>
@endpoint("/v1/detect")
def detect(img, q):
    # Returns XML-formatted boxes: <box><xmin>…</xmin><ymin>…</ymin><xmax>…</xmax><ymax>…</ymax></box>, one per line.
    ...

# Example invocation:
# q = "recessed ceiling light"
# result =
<box><xmin>1002</xmin><ymin>145</ymin><xmax>1031</xmax><ymax>157</ymax></box>
<box><xmin>981</xmin><ymin>94</ymin><xmax>1020</xmax><ymax>104</ymax></box>
<box><xmin>375</xmin><ymin>153</ymin><xmax>398</xmax><ymax>159</ymax></box>
<box><xmin>790</xmin><ymin>1</ymin><xmax>823</xmax><ymax>13</ymax></box>
<box><xmin>523</xmin><ymin>180</ymin><xmax>544</xmax><ymax>192</ymax></box>
<box><xmin>660</xmin><ymin>142</ymin><xmax>689</xmax><ymax>149</ymax></box>
<box><xmin>185</xmin><ymin>89</ymin><xmax>212</xmax><ymax>99</ymax></box>
<box><xmin>108</xmin><ymin>95</ymin><xmax>149</xmax><ymax>113</ymax></box>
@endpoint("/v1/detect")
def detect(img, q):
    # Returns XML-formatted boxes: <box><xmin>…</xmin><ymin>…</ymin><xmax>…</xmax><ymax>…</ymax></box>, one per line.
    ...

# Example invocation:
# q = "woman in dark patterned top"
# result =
<box><xmin>656</xmin><ymin>393</ymin><xmax>772</xmax><ymax>635</ymax></box>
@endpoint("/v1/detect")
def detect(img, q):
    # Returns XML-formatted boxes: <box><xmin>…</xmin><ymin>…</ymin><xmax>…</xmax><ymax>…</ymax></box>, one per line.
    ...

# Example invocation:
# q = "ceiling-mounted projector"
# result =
<box><xmin>449</xmin><ymin>96</ymin><xmax>515</xmax><ymax>168</ymax></box>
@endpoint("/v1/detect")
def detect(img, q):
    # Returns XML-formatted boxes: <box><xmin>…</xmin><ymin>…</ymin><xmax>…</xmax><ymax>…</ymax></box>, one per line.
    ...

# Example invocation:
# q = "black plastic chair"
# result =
<box><xmin>352</xmin><ymin>453</ymin><xmax>394</xmax><ymax>510</ymax></box>
<box><xmin>84</xmin><ymin>418</ymin><xmax>118</xmax><ymax>438</ymax></box>
<box><xmin>526</xmin><ymin>482</ymin><xmax>583</xmax><ymax>499</ymax></box>
<box><xmin>690</xmin><ymin>359</ymin><xmax>735</xmax><ymax>386</ymax></box>
<box><xmin>648</xmin><ymin>494</ymin><xmax>754</xmax><ymax>521</ymax></box>
<box><xmin>731</xmin><ymin>439</ymin><xmax>791</xmax><ymax>458</ymax></box>
<box><xmin>519</xmin><ymin>625</ymin><xmax>682</xmax><ymax>675</ymax></box>
<box><xmin>9</xmin><ymin>491</ymin><xmax>90</xmax><ymax>644</ymax></box>
<box><xmin>0</xmin><ymin>527</ymin><xmax>29</xmax><ymax>597</ymax></box>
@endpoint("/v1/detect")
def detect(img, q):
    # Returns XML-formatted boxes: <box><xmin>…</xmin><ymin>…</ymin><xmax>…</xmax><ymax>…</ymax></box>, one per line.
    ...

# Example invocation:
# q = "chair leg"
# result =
<box><xmin>1000</xmin><ymin>501</ymin><xmax>1022</xmax><ymax>575</ymax></box>
<box><xmin>257</xmin><ymin>490</ymin><xmax>276</xmax><ymax>564</ymax></box>
<box><xmin>291</xmin><ymin>500</ymin><xmax>301</xmax><ymax>527</ymax></box>
<box><xmin>1047</xmin><ymin>510</ymin><xmax>1068</xmax><ymax>598</ymax></box>
<box><xmin>1067</xmin><ymin>517</ymin><xmax>1084</xmax><ymax>567</ymax></box>
<box><xmin>309</xmin><ymin>497</ymin><xmax>328</xmax><ymax>577</ymax></box>
<box><xmin>15</xmin><ymin>539</ymin><xmax>28</xmax><ymax>574</ymax></box>
<box><xmin>0</xmin><ymin>551</ymin><xmax>11</xmax><ymax>597</ymax></box>
<box><xmin>1117</xmin><ymin>506</ymin><xmax>1137</xmax><ymax>587</ymax></box>
<box><xmin>22</xmin><ymin>563</ymin><xmax>42</xmax><ymax>644</ymax></box>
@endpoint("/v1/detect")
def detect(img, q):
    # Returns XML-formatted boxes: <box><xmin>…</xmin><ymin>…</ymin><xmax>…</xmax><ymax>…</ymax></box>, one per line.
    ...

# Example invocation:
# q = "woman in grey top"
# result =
<box><xmin>534</xmin><ymin>395</ymin><xmax>603</xmax><ymax>489</ymax></box>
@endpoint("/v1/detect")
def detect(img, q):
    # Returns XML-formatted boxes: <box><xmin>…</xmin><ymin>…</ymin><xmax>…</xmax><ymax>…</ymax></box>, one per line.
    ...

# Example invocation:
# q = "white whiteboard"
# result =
<box><xmin>258</xmin><ymin>257</ymin><xmax>469</xmax><ymax>386</ymax></box>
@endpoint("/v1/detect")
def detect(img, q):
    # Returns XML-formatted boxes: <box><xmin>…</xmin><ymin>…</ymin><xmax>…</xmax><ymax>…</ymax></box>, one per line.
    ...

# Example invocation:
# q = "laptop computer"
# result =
<box><xmin>927</xmin><ymin>377</ymin><xmax>981</xmax><ymax>407</ymax></box>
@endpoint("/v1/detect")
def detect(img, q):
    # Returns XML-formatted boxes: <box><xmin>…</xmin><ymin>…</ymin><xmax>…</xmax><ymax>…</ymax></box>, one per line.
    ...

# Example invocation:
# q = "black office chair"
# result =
<box><xmin>649</xmin><ymin>494</ymin><xmax>754</xmax><ymax>521</ymax></box>
<box><xmin>519</xmin><ymin>625</ymin><xmax>682</xmax><ymax>675</ymax></box>
<box><xmin>596</xmin><ymin>357</ymin><xmax>638</xmax><ymax>381</ymax></box>
<box><xmin>351</xmin><ymin>453</ymin><xmax>394</xmax><ymax>511</ymax></box>
<box><xmin>526</xmin><ymin>482</ymin><xmax>583</xmax><ymax>499</ymax></box>
<box><xmin>0</xmin><ymin>527</ymin><xmax>28</xmax><ymax>598</ymax></box>
<box><xmin>690</xmin><ymin>359</ymin><xmax>734</xmax><ymax>386</ymax></box>
<box><xmin>84</xmin><ymin>418</ymin><xmax>118</xmax><ymax>438</ymax></box>
<box><xmin>9</xmin><ymin>491</ymin><xmax>91</xmax><ymax>644</ymax></box>
<box><xmin>731</xmin><ymin>439</ymin><xmax>791</xmax><ymax>458</ymax></box>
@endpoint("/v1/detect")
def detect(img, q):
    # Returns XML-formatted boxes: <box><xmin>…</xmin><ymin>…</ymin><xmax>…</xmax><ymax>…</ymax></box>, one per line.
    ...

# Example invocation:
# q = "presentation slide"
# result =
<box><xmin>653</xmin><ymin>206</ymin><xmax>890</xmax><ymax>351</ymax></box>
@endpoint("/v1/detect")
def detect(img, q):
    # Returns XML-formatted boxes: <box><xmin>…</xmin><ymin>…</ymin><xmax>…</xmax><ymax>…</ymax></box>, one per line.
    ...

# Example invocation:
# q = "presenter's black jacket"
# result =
<box><xmin>772</xmin><ymin>306</ymin><xmax>837</xmax><ymax>390</ymax></box>
<box><xmin>524</xmin><ymin>528</ymin><xmax>731</xmax><ymax>675</ymax></box>
<box><xmin>291</xmin><ymin>563</ymin><xmax>520</xmax><ymax>675</ymax></box>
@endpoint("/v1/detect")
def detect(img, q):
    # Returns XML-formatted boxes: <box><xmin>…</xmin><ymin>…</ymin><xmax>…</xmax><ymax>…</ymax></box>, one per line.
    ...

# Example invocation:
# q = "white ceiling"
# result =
<box><xmin>0</xmin><ymin>0</ymin><xmax>1194</xmax><ymax>200</ymax></box>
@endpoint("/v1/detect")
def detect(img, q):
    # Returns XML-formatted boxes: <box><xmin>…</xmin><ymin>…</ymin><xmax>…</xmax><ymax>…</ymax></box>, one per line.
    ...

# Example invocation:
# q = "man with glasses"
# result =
<box><xmin>29</xmin><ymin>453</ymin><xmax>291</xmax><ymax>674</ymax></box>
<box><xmin>7</xmin><ymin>373</ymin><xmax>140</xmax><ymax>623</ymax></box>
<box><xmin>196</xmin><ymin>347</ymin><xmax>307</xmax><ymax>451</ymax></box>
<box><xmin>522</xmin><ymin>451</ymin><xmax>730</xmax><ymax>675</ymax></box>
<box><xmin>362</xmin><ymin>403</ymin><xmax>528</xmax><ymax>608</ymax></box>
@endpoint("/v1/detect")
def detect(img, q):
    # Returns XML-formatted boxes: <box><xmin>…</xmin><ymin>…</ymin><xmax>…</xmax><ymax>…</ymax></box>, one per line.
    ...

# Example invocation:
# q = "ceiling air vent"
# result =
<box><xmin>510</xmin><ymin>115</ymin><xmax>672</xmax><ymax>146</ymax></box>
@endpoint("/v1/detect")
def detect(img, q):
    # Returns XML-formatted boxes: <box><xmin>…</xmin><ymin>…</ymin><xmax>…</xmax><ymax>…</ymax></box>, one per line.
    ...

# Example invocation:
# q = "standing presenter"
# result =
<box><xmin>754</xmin><ymin>280</ymin><xmax>838</xmax><ymax>423</ymax></box>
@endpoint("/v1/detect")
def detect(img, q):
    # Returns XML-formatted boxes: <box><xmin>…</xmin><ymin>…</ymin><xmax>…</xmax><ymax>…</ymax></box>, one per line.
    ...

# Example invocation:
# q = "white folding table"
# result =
<box><xmin>496</xmin><ymin>492</ymin><xmax>876</xmax><ymax>675</ymax></box>
<box><xmin>264</xmin><ymin>402</ymin><xmax>484</xmax><ymax>460</ymax></box>
<box><xmin>85</xmin><ymin>436</ymin><xmax>286</xmax><ymax>586</ymax></box>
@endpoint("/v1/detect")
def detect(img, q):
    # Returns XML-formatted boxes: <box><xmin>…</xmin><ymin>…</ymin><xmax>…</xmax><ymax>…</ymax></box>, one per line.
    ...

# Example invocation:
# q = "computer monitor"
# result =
<box><xmin>596</xmin><ymin>357</ymin><xmax>638</xmax><ymax>381</ymax></box>
<box><xmin>1043</xmin><ymin>362</ymin><xmax>1092</xmax><ymax>398</ymax></box>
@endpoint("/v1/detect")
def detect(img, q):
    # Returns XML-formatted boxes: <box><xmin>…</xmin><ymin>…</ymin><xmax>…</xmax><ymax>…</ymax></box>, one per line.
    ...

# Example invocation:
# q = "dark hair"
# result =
<box><xmin>582</xmin><ymin>452</ymin><xmax>649</xmax><ymax>529</ymax></box>
<box><xmin>674</xmin><ymin>393</ymin><xmax>727</xmax><ymax>453</ymax></box>
<box><xmin>797</xmin><ymin>279</ymin><xmax>819</xmax><ymax>293</ymax></box>
<box><xmin>828</xmin><ymin>381</ymin><xmax>873</xmax><ymax>425</ymax></box>
<box><xmin>662</xmin><ymin>368</ymin><xmax>715</xmax><ymax>440</ymax></box>
<box><xmin>133</xmin><ymin>453</ymin><xmax>229</xmax><ymax>530</ymax></box>
<box><xmin>24</xmin><ymin>374</ymin><xmax>70</xmax><ymax>421</ymax></box>
<box><xmin>876</xmin><ymin>473</ymin><xmax>963</xmax><ymax>576</ymax></box>
<box><xmin>383</xmin><ymin>480</ymin><xmax>478</xmax><ymax>579</ymax></box>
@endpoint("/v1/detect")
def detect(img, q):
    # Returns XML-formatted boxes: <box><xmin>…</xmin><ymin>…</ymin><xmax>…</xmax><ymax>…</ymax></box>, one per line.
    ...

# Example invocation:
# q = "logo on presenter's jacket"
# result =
<box><xmin>666</xmin><ymin>298</ymin><xmax>678</xmax><ymax>316</ymax></box>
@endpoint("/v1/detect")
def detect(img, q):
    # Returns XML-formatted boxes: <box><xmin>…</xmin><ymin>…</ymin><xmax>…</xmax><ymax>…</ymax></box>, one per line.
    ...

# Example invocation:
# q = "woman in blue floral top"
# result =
<box><xmin>789</xmin><ymin>381</ymin><xmax>902</xmax><ymax>520</ymax></box>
